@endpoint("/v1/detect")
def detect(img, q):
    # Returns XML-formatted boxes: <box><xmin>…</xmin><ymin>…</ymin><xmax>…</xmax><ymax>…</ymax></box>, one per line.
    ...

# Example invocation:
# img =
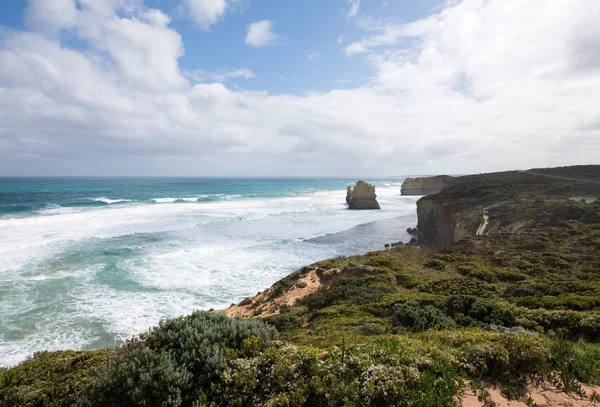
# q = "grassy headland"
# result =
<box><xmin>2</xmin><ymin>166</ymin><xmax>600</xmax><ymax>406</ymax></box>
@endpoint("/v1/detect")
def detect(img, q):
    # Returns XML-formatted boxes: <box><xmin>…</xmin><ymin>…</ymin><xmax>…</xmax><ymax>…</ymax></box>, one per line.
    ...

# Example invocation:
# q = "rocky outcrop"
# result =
<box><xmin>416</xmin><ymin>198</ymin><xmax>470</xmax><ymax>249</ymax></box>
<box><xmin>346</xmin><ymin>181</ymin><xmax>381</xmax><ymax>210</ymax></box>
<box><xmin>401</xmin><ymin>176</ymin><xmax>453</xmax><ymax>196</ymax></box>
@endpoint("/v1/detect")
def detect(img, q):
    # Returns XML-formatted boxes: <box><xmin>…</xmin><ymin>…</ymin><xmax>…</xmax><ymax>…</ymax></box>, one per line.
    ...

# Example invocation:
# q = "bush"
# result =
<box><xmin>264</xmin><ymin>313</ymin><xmax>303</xmax><ymax>332</ymax></box>
<box><xmin>367</xmin><ymin>256</ymin><xmax>396</xmax><ymax>269</ymax></box>
<box><xmin>424</xmin><ymin>259</ymin><xmax>446</xmax><ymax>270</ymax></box>
<box><xmin>295</xmin><ymin>281</ymin><xmax>308</xmax><ymax>289</ymax></box>
<box><xmin>455</xmin><ymin>263</ymin><xmax>497</xmax><ymax>282</ymax></box>
<box><xmin>444</xmin><ymin>296</ymin><xmax>515</xmax><ymax>327</ymax></box>
<box><xmin>392</xmin><ymin>301</ymin><xmax>454</xmax><ymax>332</ymax></box>
<box><xmin>79</xmin><ymin>312</ymin><xmax>277</xmax><ymax>406</ymax></box>
<box><xmin>495</xmin><ymin>269</ymin><xmax>527</xmax><ymax>282</ymax></box>
<box><xmin>0</xmin><ymin>350</ymin><xmax>116</xmax><ymax>407</ymax></box>
<box><xmin>419</xmin><ymin>279</ymin><xmax>499</xmax><ymax>298</ymax></box>
<box><xmin>212</xmin><ymin>342</ymin><xmax>462</xmax><ymax>407</ymax></box>
<box><xmin>297</xmin><ymin>275</ymin><xmax>397</xmax><ymax>310</ymax></box>
<box><xmin>356</xmin><ymin>323</ymin><xmax>386</xmax><ymax>336</ymax></box>
<box><xmin>505</xmin><ymin>283</ymin><xmax>563</xmax><ymax>298</ymax></box>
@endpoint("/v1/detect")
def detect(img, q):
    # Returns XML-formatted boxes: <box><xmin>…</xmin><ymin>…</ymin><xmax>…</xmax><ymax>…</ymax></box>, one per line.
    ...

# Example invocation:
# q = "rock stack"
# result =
<box><xmin>346</xmin><ymin>181</ymin><xmax>381</xmax><ymax>210</ymax></box>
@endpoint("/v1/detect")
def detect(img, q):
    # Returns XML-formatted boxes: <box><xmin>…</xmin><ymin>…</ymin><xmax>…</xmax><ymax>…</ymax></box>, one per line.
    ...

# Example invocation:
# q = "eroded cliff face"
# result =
<box><xmin>416</xmin><ymin>198</ymin><xmax>470</xmax><ymax>249</ymax></box>
<box><xmin>401</xmin><ymin>176</ymin><xmax>452</xmax><ymax>196</ymax></box>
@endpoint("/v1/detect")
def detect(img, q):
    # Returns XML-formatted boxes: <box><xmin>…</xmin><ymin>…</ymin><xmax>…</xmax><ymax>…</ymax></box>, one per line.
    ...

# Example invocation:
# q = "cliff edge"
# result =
<box><xmin>417</xmin><ymin>167</ymin><xmax>600</xmax><ymax>249</ymax></box>
<box><xmin>401</xmin><ymin>175</ymin><xmax>453</xmax><ymax>195</ymax></box>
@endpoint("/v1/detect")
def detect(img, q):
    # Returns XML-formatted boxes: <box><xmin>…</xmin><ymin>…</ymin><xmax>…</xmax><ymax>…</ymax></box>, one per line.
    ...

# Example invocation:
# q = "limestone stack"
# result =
<box><xmin>401</xmin><ymin>176</ymin><xmax>453</xmax><ymax>196</ymax></box>
<box><xmin>346</xmin><ymin>181</ymin><xmax>381</xmax><ymax>210</ymax></box>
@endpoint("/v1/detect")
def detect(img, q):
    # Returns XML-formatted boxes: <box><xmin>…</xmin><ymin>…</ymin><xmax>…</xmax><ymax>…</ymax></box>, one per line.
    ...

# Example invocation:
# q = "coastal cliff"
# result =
<box><xmin>416</xmin><ymin>168</ymin><xmax>600</xmax><ymax>249</ymax></box>
<box><xmin>401</xmin><ymin>175</ymin><xmax>452</xmax><ymax>195</ymax></box>
<box><xmin>416</xmin><ymin>199</ymin><xmax>470</xmax><ymax>249</ymax></box>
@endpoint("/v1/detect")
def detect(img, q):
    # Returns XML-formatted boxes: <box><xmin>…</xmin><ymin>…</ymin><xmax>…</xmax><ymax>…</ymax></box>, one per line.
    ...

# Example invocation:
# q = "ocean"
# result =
<box><xmin>0</xmin><ymin>177</ymin><xmax>418</xmax><ymax>366</ymax></box>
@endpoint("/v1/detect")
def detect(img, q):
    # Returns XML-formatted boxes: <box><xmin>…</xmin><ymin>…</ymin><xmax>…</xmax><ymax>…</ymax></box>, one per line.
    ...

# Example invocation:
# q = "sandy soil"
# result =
<box><xmin>224</xmin><ymin>269</ymin><xmax>321</xmax><ymax>318</ymax></box>
<box><xmin>460</xmin><ymin>383</ymin><xmax>600</xmax><ymax>407</ymax></box>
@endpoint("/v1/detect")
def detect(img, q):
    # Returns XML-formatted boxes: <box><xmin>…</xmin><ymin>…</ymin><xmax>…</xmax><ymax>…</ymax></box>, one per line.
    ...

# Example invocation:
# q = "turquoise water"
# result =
<box><xmin>0</xmin><ymin>178</ymin><xmax>418</xmax><ymax>365</ymax></box>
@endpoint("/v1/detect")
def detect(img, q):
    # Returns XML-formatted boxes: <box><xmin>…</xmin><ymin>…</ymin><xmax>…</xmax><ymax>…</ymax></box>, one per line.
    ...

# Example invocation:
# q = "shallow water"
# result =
<box><xmin>0</xmin><ymin>177</ymin><xmax>418</xmax><ymax>365</ymax></box>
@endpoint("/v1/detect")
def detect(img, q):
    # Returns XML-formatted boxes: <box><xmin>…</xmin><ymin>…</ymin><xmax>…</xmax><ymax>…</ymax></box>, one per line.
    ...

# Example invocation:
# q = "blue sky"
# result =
<box><xmin>0</xmin><ymin>0</ymin><xmax>599</xmax><ymax>176</ymax></box>
<box><xmin>0</xmin><ymin>0</ymin><xmax>436</xmax><ymax>94</ymax></box>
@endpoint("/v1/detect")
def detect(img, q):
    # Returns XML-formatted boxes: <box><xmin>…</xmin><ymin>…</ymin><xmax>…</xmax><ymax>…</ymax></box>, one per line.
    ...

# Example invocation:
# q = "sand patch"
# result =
<box><xmin>224</xmin><ymin>269</ymin><xmax>321</xmax><ymax>318</ymax></box>
<box><xmin>460</xmin><ymin>383</ymin><xmax>600</xmax><ymax>407</ymax></box>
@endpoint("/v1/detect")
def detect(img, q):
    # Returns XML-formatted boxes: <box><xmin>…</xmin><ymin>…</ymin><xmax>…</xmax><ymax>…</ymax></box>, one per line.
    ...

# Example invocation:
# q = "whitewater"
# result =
<box><xmin>0</xmin><ymin>178</ymin><xmax>418</xmax><ymax>366</ymax></box>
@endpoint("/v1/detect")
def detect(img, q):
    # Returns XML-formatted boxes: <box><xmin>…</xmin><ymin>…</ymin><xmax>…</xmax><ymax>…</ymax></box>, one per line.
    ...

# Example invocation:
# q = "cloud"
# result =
<box><xmin>180</xmin><ymin>0</ymin><xmax>227</xmax><ymax>29</ymax></box>
<box><xmin>1</xmin><ymin>0</ymin><xmax>600</xmax><ymax>176</ymax></box>
<box><xmin>245</xmin><ymin>20</ymin><xmax>277</xmax><ymax>47</ymax></box>
<box><xmin>306</xmin><ymin>51</ymin><xmax>322</xmax><ymax>62</ymax></box>
<box><xmin>345</xmin><ymin>24</ymin><xmax>404</xmax><ymax>55</ymax></box>
<box><xmin>184</xmin><ymin>68</ymin><xmax>255</xmax><ymax>82</ymax></box>
<box><xmin>347</xmin><ymin>0</ymin><xmax>360</xmax><ymax>18</ymax></box>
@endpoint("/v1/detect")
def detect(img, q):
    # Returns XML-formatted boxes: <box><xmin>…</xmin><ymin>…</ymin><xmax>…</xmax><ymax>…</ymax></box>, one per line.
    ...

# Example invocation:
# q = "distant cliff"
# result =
<box><xmin>401</xmin><ymin>176</ymin><xmax>453</xmax><ymax>195</ymax></box>
<box><xmin>415</xmin><ymin>169</ymin><xmax>600</xmax><ymax>249</ymax></box>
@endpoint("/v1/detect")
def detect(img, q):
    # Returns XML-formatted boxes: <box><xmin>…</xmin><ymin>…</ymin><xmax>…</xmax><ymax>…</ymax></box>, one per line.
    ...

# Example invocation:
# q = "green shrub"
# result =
<box><xmin>515</xmin><ymin>308</ymin><xmax>600</xmax><ymax>339</ymax></box>
<box><xmin>0</xmin><ymin>350</ymin><xmax>116</xmax><ymax>407</ymax></box>
<box><xmin>367</xmin><ymin>256</ymin><xmax>396</xmax><ymax>269</ymax></box>
<box><xmin>455</xmin><ymin>263</ymin><xmax>497</xmax><ymax>282</ymax></box>
<box><xmin>495</xmin><ymin>269</ymin><xmax>527</xmax><ymax>282</ymax></box>
<box><xmin>420</xmin><ymin>279</ymin><xmax>499</xmax><ymax>298</ymax></box>
<box><xmin>298</xmin><ymin>275</ymin><xmax>397</xmax><ymax>310</ymax></box>
<box><xmin>79</xmin><ymin>312</ymin><xmax>277</xmax><ymax>406</ymax></box>
<box><xmin>212</xmin><ymin>342</ymin><xmax>462</xmax><ymax>407</ymax></box>
<box><xmin>444</xmin><ymin>296</ymin><xmax>515</xmax><ymax>327</ymax></box>
<box><xmin>505</xmin><ymin>283</ymin><xmax>563</xmax><ymax>298</ymax></box>
<box><xmin>392</xmin><ymin>301</ymin><xmax>454</xmax><ymax>332</ymax></box>
<box><xmin>356</xmin><ymin>323</ymin><xmax>386</xmax><ymax>336</ymax></box>
<box><xmin>264</xmin><ymin>313</ymin><xmax>303</xmax><ymax>332</ymax></box>
<box><xmin>514</xmin><ymin>295</ymin><xmax>600</xmax><ymax>311</ymax></box>
<box><xmin>460</xmin><ymin>335</ymin><xmax>549</xmax><ymax>384</ymax></box>
<box><xmin>239</xmin><ymin>297</ymin><xmax>253</xmax><ymax>306</ymax></box>
<box><xmin>424</xmin><ymin>259</ymin><xmax>446</xmax><ymax>270</ymax></box>
<box><xmin>79</xmin><ymin>348</ymin><xmax>193</xmax><ymax>407</ymax></box>
<box><xmin>295</xmin><ymin>281</ymin><xmax>308</xmax><ymax>289</ymax></box>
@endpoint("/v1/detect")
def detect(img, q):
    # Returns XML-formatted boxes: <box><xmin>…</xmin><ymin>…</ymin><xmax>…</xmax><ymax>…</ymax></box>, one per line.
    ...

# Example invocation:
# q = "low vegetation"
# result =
<box><xmin>2</xmin><ymin>166</ymin><xmax>600</xmax><ymax>406</ymax></box>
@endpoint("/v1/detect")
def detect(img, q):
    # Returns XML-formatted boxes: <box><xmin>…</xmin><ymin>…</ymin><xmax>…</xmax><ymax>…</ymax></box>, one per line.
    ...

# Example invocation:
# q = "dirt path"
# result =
<box><xmin>476</xmin><ymin>209</ymin><xmax>489</xmax><ymax>236</ymax></box>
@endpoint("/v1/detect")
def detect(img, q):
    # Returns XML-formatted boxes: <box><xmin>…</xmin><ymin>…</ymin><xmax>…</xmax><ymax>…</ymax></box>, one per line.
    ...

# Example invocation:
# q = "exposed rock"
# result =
<box><xmin>346</xmin><ymin>181</ymin><xmax>381</xmax><ymax>210</ymax></box>
<box><xmin>417</xmin><ymin>198</ymin><xmax>470</xmax><ymax>249</ymax></box>
<box><xmin>401</xmin><ymin>175</ymin><xmax>453</xmax><ymax>196</ymax></box>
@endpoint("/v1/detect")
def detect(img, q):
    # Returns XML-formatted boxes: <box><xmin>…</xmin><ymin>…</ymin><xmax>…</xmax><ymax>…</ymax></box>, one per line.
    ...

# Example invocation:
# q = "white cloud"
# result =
<box><xmin>184</xmin><ymin>68</ymin><xmax>255</xmax><ymax>82</ymax></box>
<box><xmin>1</xmin><ymin>0</ymin><xmax>600</xmax><ymax>176</ymax></box>
<box><xmin>245</xmin><ymin>20</ymin><xmax>277</xmax><ymax>47</ymax></box>
<box><xmin>336</xmin><ymin>35</ymin><xmax>345</xmax><ymax>44</ymax></box>
<box><xmin>24</xmin><ymin>0</ymin><xmax>78</xmax><ymax>32</ymax></box>
<box><xmin>345</xmin><ymin>24</ymin><xmax>404</xmax><ymax>55</ymax></box>
<box><xmin>306</xmin><ymin>51</ymin><xmax>322</xmax><ymax>62</ymax></box>
<box><xmin>347</xmin><ymin>0</ymin><xmax>360</xmax><ymax>18</ymax></box>
<box><xmin>181</xmin><ymin>0</ymin><xmax>227</xmax><ymax>29</ymax></box>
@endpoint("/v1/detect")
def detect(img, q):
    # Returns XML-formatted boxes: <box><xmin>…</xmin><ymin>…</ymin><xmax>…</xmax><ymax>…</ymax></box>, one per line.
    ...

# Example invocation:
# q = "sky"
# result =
<box><xmin>0</xmin><ymin>0</ymin><xmax>599</xmax><ymax>177</ymax></box>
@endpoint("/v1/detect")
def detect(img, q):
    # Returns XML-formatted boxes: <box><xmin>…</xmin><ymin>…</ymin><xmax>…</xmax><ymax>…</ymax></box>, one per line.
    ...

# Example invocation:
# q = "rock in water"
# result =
<box><xmin>346</xmin><ymin>181</ymin><xmax>381</xmax><ymax>210</ymax></box>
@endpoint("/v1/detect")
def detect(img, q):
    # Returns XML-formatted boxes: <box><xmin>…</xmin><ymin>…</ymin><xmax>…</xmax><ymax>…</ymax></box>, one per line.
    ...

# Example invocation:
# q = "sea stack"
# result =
<box><xmin>346</xmin><ymin>181</ymin><xmax>381</xmax><ymax>210</ymax></box>
<box><xmin>400</xmin><ymin>175</ymin><xmax>453</xmax><ymax>196</ymax></box>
